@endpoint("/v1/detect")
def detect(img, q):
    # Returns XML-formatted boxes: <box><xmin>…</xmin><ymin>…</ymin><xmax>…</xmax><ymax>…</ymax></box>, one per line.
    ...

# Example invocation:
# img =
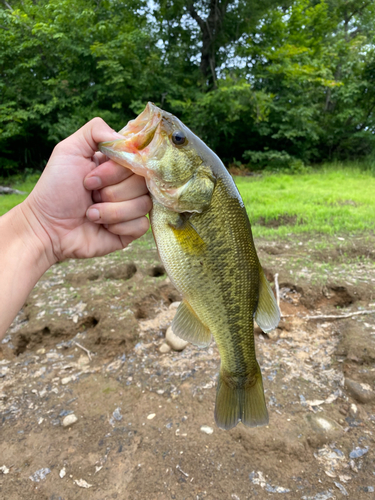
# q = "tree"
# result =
<box><xmin>154</xmin><ymin>0</ymin><xmax>289</xmax><ymax>89</ymax></box>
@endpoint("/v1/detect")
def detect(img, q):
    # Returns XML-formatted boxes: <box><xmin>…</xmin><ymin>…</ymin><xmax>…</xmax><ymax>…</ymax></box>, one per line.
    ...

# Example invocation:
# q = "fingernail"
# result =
<box><xmin>86</xmin><ymin>208</ymin><xmax>100</xmax><ymax>221</ymax></box>
<box><xmin>84</xmin><ymin>176</ymin><xmax>102</xmax><ymax>190</ymax></box>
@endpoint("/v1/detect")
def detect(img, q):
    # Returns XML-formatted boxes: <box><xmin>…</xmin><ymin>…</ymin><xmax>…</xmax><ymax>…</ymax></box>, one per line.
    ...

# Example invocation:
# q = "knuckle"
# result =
<box><xmin>101</xmin><ymin>186</ymin><xmax>116</xmax><ymax>203</ymax></box>
<box><xmin>90</xmin><ymin>116</ymin><xmax>106</xmax><ymax>127</ymax></box>
<box><xmin>140</xmin><ymin>195</ymin><xmax>152</xmax><ymax>214</ymax></box>
<box><xmin>137</xmin><ymin>217</ymin><xmax>150</xmax><ymax>236</ymax></box>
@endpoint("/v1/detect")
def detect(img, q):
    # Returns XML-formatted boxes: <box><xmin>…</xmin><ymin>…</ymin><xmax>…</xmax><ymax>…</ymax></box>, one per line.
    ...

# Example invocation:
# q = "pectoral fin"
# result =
<box><xmin>172</xmin><ymin>301</ymin><xmax>211</xmax><ymax>348</ymax></box>
<box><xmin>254</xmin><ymin>267</ymin><xmax>280</xmax><ymax>333</ymax></box>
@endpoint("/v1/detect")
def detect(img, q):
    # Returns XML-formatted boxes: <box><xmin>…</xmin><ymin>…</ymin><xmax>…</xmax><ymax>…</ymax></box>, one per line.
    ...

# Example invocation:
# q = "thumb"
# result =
<box><xmin>66</xmin><ymin>117</ymin><xmax>124</xmax><ymax>158</ymax></box>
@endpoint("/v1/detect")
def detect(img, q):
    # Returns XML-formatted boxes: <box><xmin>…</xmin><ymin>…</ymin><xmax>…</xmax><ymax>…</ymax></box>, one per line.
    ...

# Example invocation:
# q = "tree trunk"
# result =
<box><xmin>188</xmin><ymin>0</ymin><xmax>229</xmax><ymax>89</ymax></box>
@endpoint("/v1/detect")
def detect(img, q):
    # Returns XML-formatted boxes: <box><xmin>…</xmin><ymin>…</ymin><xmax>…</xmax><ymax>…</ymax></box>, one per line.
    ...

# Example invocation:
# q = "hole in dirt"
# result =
<box><xmin>104</xmin><ymin>262</ymin><xmax>137</xmax><ymax>280</ymax></box>
<box><xmin>147</xmin><ymin>265</ymin><xmax>166</xmax><ymax>277</ymax></box>
<box><xmin>134</xmin><ymin>306</ymin><xmax>149</xmax><ymax>320</ymax></box>
<box><xmin>15</xmin><ymin>327</ymin><xmax>51</xmax><ymax>356</ymax></box>
<box><xmin>79</xmin><ymin>316</ymin><xmax>99</xmax><ymax>329</ymax></box>
<box><xmin>319</xmin><ymin>285</ymin><xmax>353</xmax><ymax>308</ymax></box>
<box><xmin>255</xmin><ymin>214</ymin><xmax>298</xmax><ymax>228</ymax></box>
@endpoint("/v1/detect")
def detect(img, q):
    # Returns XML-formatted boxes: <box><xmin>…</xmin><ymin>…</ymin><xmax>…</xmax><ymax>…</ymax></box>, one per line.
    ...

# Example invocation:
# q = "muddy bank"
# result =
<box><xmin>1</xmin><ymin>233</ymin><xmax>375</xmax><ymax>499</ymax></box>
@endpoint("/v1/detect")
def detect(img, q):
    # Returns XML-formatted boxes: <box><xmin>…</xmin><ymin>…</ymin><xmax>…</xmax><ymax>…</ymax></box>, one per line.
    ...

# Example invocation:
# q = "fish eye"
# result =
<box><xmin>172</xmin><ymin>130</ymin><xmax>186</xmax><ymax>146</ymax></box>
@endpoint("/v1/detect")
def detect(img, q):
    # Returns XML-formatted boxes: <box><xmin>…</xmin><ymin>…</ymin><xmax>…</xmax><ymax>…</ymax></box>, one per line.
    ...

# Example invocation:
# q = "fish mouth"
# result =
<box><xmin>98</xmin><ymin>102</ymin><xmax>163</xmax><ymax>176</ymax></box>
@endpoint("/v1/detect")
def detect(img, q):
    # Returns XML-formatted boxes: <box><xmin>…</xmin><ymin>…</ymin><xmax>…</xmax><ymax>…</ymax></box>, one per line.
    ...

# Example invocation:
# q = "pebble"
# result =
<box><xmin>159</xmin><ymin>343</ymin><xmax>171</xmax><ymax>354</ymax></box>
<box><xmin>267</xmin><ymin>330</ymin><xmax>280</xmax><ymax>341</ymax></box>
<box><xmin>349</xmin><ymin>403</ymin><xmax>358</xmax><ymax>418</ymax></box>
<box><xmin>74</xmin><ymin>478</ymin><xmax>92</xmax><ymax>488</ymax></box>
<box><xmin>62</xmin><ymin>414</ymin><xmax>78</xmax><ymax>427</ymax></box>
<box><xmin>147</xmin><ymin>413</ymin><xmax>156</xmax><ymax>420</ymax></box>
<box><xmin>165</xmin><ymin>326</ymin><xmax>188</xmax><ymax>351</ymax></box>
<box><xmin>61</xmin><ymin>376</ymin><xmax>73</xmax><ymax>385</ymax></box>
<box><xmin>349</xmin><ymin>446</ymin><xmax>369</xmax><ymax>459</ymax></box>
<box><xmin>200</xmin><ymin>425</ymin><xmax>213</xmax><ymax>435</ymax></box>
<box><xmin>345</xmin><ymin>378</ymin><xmax>375</xmax><ymax>404</ymax></box>
<box><xmin>334</xmin><ymin>482</ymin><xmax>348</xmax><ymax>496</ymax></box>
<box><xmin>29</xmin><ymin>468</ymin><xmax>51</xmax><ymax>482</ymax></box>
<box><xmin>59</xmin><ymin>467</ymin><xmax>66</xmax><ymax>478</ymax></box>
<box><xmin>0</xmin><ymin>465</ymin><xmax>9</xmax><ymax>474</ymax></box>
<box><xmin>169</xmin><ymin>301</ymin><xmax>181</xmax><ymax>311</ymax></box>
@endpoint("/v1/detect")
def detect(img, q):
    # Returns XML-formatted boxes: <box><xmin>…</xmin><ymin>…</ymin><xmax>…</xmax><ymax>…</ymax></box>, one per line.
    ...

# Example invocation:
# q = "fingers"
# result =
<box><xmin>63</xmin><ymin>117</ymin><xmax>124</xmax><ymax>158</ymax></box>
<box><xmin>84</xmin><ymin>159</ymin><xmax>133</xmax><ymax>191</ymax></box>
<box><xmin>98</xmin><ymin>173</ymin><xmax>149</xmax><ymax>203</ymax></box>
<box><xmin>86</xmin><ymin>195</ymin><xmax>152</xmax><ymax>225</ymax></box>
<box><xmin>107</xmin><ymin>217</ymin><xmax>150</xmax><ymax>238</ymax></box>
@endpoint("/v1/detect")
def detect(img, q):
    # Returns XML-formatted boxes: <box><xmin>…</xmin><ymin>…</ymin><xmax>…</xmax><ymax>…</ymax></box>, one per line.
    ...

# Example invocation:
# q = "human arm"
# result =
<box><xmin>0</xmin><ymin>118</ymin><xmax>152</xmax><ymax>338</ymax></box>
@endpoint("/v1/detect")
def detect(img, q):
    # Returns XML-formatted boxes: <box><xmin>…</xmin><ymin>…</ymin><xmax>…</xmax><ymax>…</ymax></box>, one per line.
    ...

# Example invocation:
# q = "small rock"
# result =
<box><xmin>349</xmin><ymin>446</ymin><xmax>369</xmax><ymax>459</ymax></box>
<box><xmin>349</xmin><ymin>403</ymin><xmax>358</xmax><ymax>418</ymax></box>
<box><xmin>74</xmin><ymin>478</ymin><xmax>92</xmax><ymax>488</ymax></box>
<box><xmin>147</xmin><ymin>413</ymin><xmax>156</xmax><ymax>420</ymax></box>
<box><xmin>46</xmin><ymin>352</ymin><xmax>59</xmax><ymax>360</ymax></box>
<box><xmin>165</xmin><ymin>326</ymin><xmax>188</xmax><ymax>351</ymax></box>
<box><xmin>0</xmin><ymin>465</ymin><xmax>9</xmax><ymax>474</ymax></box>
<box><xmin>61</xmin><ymin>376</ymin><xmax>73</xmax><ymax>385</ymax></box>
<box><xmin>267</xmin><ymin>329</ymin><xmax>280</xmax><ymax>341</ymax></box>
<box><xmin>334</xmin><ymin>482</ymin><xmax>348</xmax><ymax>496</ymax></box>
<box><xmin>29</xmin><ymin>468</ymin><xmax>51</xmax><ymax>482</ymax></box>
<box><xmin>200</xmin><ymin>425</ymin><xmax>213</xmax><ymax>435</ymax></box>
<box><xmin>62</xmin><ymin>414</ymin><xmax>78</xmax><ymax>427</ymax></box>
<box><xmin>169</xmin><ymin>301</ymin><xmax>181</xmax><ymax>311</ymax></box>
<box><xmin>345</xmin><ymin>378</ymin><xmax>375</xmax><ymax>404</ymax></box>
<box><xmin>159</xmin><ymin>343</ymin><xmax>171</xmax><ymax>354</ymax></box>
<box><xmin>0</xmin><ymin>393</ymin><xmax>7</xmax><ymax>400</ymax></box>
<box><xmin>305</xmin><ymin>414</ymin><xmax>342</xmax><ymax>446</ymax></box>
<box><xmin>59</xmin><ymin>467</ymin><xmax>66</xmax><ymax>478</ymax></box>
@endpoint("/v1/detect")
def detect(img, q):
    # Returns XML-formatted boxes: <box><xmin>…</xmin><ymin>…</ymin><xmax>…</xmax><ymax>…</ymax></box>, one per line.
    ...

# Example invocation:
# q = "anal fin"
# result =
<box><xmin>172</xmin><ymin>301</ymin><xmax>211</xmax><ymax>348</ymax></box>
<box><xmin>255</xmin><ymin>267</ymin><xmax>280</xmax><ymax>333</ymax></box>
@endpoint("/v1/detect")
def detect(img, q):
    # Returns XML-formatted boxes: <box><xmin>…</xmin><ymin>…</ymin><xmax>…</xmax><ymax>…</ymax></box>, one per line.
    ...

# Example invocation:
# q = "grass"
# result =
<box><xmin>1</xmin><ymin>165</ymin><xmax>375</xmax><ymax>238</ymax></box>
<box><xmin>235</xmin><ymin>164</ymin><xmax>375</xmax><ymax>238</ymax></box>
<box><xmin>0</xmin><ymin>175</ymin><xmax>39</xmax><ymax>216</ymax></box>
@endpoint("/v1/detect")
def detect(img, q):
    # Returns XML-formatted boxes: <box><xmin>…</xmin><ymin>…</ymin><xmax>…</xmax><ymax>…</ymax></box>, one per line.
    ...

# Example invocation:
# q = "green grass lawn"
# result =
<box><xmin>236</xmin><ymin>165</ymin><xmax>375</xmax><ymax>238</ymax></box>
<box><xmin>0</xmin><ymin>176</ymin><xmax>39</xmax><ymax>216</ymax></box>
<box><xmin>1</xmin><ymin>166</ymin><xmax>375</xmax><ymax>238</ymax></box>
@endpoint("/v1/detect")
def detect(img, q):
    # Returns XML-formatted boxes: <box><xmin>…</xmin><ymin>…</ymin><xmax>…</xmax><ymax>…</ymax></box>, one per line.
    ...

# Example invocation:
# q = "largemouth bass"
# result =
<box><xmin>99</xmin><ymin>103</ymin><xmax>280</xmax><ymax>430</ymax></box>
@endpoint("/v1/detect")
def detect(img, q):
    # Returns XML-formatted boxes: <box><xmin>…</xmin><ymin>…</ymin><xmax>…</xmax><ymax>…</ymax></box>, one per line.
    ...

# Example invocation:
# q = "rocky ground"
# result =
<box><xmin>1</xmin><ymin>232</ymin><xmax>375</xmax><ymax>500</ymax></box>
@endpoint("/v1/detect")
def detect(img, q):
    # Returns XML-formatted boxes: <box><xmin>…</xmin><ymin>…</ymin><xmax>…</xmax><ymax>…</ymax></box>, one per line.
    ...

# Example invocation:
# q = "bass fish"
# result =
<box><xmin>99</xmin><ymin>103</ymin><xmax>280</xmax><ymax>430</ymax></box>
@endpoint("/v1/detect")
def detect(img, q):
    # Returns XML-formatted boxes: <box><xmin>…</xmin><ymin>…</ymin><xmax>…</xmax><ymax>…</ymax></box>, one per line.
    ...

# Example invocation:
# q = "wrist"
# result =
<box><xmin>0</xmin><ymin>202</ymin><xmax>54</xmax><ymax>338</ymax></box>
<box><xmin>9</xmin><ymin>200</ymin><xmax>56</xmax><ymax>270</ymax></box>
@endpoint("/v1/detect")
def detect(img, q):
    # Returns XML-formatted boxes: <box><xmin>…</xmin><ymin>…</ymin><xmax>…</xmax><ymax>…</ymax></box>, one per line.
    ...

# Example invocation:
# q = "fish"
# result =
<box><xmin>99</xmin><ymin>102</ymin><xmax>280</xmax><ymax>430</ymax></box>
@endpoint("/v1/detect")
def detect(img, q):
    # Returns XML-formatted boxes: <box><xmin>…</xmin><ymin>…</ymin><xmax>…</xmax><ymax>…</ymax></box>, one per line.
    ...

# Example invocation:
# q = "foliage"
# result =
<box><xmin>1</xmin><ymin>0</ymin><xmax>375</xmax><ymax>174</ymax></box>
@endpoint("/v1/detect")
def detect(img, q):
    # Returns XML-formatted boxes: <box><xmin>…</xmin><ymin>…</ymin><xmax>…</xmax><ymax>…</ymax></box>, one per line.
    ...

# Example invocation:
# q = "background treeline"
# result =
<box><xmin>1</xmin><ymin>0</ymin><xmax>375</xmax><ymax>175</ymax></box>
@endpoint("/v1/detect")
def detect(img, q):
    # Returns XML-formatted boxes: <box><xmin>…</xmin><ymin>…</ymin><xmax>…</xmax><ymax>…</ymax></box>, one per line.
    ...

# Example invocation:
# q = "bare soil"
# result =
<box><xmin>1</xmin><ymin>232</ymin><xmax>375</xmax><ymax>500</ymax></box>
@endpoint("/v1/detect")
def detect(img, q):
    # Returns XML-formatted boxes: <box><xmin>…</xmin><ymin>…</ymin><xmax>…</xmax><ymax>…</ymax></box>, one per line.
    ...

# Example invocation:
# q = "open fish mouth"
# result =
<box><xmin>98</xmin><ymin>102</ymin><xmax>164</xmax><ymax>176</ymax></box>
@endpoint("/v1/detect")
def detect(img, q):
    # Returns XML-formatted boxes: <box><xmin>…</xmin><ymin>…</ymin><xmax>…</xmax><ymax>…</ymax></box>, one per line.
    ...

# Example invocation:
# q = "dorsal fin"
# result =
<box><xmin>172</xmin><ymin>301</ymin><xmax>211</xmax><ymax>348</ymax></box>
<box><xmin>255</xmin><ymin>267</ymin><xmax>280</xmax><ymax>333</ymax></box>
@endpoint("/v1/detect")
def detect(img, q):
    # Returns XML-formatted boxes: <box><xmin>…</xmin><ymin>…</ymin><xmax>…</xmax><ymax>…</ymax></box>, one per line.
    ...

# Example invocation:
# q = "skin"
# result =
<box><xmin>0</xmin><ymin>117</ymin><xmax>152</xmax><ymax>339</ymax></box>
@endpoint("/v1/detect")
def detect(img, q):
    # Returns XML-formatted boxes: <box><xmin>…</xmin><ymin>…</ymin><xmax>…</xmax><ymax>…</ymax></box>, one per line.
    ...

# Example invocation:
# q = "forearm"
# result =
<box><xmin>0</xmin><ymin>202</ymin><xmax>54</xmax><ymax>339</ymax></box>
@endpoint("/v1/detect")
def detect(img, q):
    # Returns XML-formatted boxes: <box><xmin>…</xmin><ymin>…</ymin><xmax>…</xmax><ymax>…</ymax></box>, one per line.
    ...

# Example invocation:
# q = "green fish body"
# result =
<box><xmin>99</xmin><ymin>103</ymin><xmax>280</xmax><ymax>429</ymax></box>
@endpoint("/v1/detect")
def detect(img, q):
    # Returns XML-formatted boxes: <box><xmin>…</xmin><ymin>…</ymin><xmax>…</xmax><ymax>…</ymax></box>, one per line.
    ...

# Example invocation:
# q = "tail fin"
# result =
<box><xmin>214</xmin><ymin>365</ymin><xmax>269</xmax><ymax>430</ymax></box>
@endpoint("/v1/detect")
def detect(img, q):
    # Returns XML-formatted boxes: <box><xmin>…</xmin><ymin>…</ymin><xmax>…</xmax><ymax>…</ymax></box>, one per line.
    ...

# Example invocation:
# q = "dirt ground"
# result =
<box><xmin>1</xmin><ymin>231</ymin><xmax>375</xmax><ymax>500</ymax></box>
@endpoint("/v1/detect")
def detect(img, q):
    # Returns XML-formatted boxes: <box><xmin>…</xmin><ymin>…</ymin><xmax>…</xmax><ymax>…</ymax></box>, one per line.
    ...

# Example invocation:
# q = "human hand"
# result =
<box><xmin>22</xmin><ymin>118</ymin><xmax>152</xmax><ymax>265</ymax></box>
